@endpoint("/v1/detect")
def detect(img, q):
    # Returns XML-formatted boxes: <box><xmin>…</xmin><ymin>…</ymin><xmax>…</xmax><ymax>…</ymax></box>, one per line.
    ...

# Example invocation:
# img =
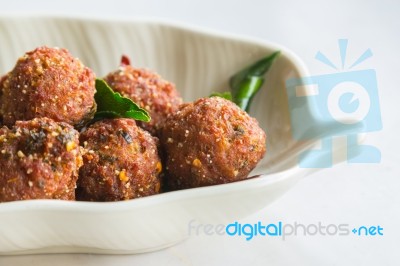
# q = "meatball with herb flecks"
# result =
<box><xmin>0</xmin><ymin>117</ymin><xmax>82</xmax><ymax>202</ymax></box>
<box><xmin>0</xmin><ymin>46</ymin><xmax>96</xmax><ymax>128</ymax></box>
<box><xmin>76</xmin><ymin>118</ymin><xmax>162</xmax><ymax>201</ymax></box>
<box><xmin>160</xmin><ymin>97</ymin><xmax>266</xmax><ymax>190</ymax></box>
<box><xmin>104</xmin><ymin>57</ymin><xmax>182</xmax><ymax>136</ymax></box>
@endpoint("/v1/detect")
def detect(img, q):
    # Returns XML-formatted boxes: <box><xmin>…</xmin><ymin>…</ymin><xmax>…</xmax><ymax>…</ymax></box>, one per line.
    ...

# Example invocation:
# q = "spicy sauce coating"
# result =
<box><xmin>1</xmin><ymin>46</ymin><xmax>96</xmax><ymax>128</ymax></box>
<box><xmin>76</xmin><ymin>118</ymin><xmax>162</xmax><ymax>201</ymax></box>
<box><xmin>160</xmin><ymin>97</ymin><xmax>266</xmax><ymax>190</ymax></box>
<box><xmin>104</xmin><ymin>61</ymin><xmax>182</xmax><ymax>135</ymax></box>
<box><xmin>0</xmin><ymin>117</ymin><xmax>82</xmax><ymax>202</ymax></box>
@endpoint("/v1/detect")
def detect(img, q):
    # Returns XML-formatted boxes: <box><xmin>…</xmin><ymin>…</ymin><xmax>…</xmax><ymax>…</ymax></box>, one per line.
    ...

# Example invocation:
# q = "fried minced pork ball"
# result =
<box><xmin>1</xmin><ymin>46</ymin><xmax>96</xmax><ymax>128</ymax></box>
<box><xmin>103</xmin><ymin>56</ymin><xmax>182</xmax><ymax>135</ymax></box>
<box><xmin>160</xmin><ymin>97</ymin><xmax>266</xmax><ymax>190</ymax></box>
<box><xmin>0</xmin><ymin>74</ymin><xmax>6</xmax><ymax>124</ymax></box>
<box><xmin>76</xmin><ymin>118</ymin><xmax>162</xmax><ymax>201</ymax></box>
<box><xmin>0</xmin><ymin>117</ymin><xmax>82</xmax><ymax>202</ymax></box>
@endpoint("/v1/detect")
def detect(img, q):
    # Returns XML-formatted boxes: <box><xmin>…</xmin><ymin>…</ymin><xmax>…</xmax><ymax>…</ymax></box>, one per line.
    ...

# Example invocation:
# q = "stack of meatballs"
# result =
<box><xmin>0</xmin><ymin>46</ymin><xmax>266</xmax><ymax>203</ymax></box>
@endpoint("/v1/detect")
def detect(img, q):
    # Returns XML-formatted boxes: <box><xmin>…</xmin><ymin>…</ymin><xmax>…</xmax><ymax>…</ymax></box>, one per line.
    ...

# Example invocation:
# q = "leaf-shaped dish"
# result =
<box><xmin>0</xmin><ymin>15</ymin><xmax>316</xmax><ymax>255</ymax></box>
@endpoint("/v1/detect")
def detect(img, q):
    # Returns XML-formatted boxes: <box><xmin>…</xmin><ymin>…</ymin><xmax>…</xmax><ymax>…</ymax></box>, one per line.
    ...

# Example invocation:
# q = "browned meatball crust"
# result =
<box><xmin>160</xmin><ymin>97</ymin><xmax>266</xmax><ymax>190</ymax></box>
<box><xmin>77</xmin><ymin>118</ymin><xmax>162</xmax><ymax>201</ymax></box>
<box><xmin>0</xmin><ymin>74</ymin><xmax>6</xmax><ymax>124</ymax></box>
<box><xmin>104</xmin><ymin>64</ymin><xmax>182</xmax><ymax>135</ymax></box>
<box><xmin>0</xmin><ymin>117</ymin><xmax>82</xmax><ymax>202</ymax></box>
<box><xmin>0</xmin><ymin>75</ymin><xmax>6</xmax><ymax>86</ymax></box>
<box><xmin>1</xmin><ymin>46</ymin><xmax>96</xmax><ymax>128</ymax></box>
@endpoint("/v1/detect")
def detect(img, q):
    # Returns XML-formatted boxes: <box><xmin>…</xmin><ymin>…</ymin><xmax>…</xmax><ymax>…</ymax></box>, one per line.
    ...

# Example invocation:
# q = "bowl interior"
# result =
<box><xmin>0</xmin><ymin>16</ymin><xmax>313</xmax><ymax>255</ymax></box>
<box><xmin>0</xmin><ymin>16</ymin><xmax>308</xmax><ymax>175</ymax></box>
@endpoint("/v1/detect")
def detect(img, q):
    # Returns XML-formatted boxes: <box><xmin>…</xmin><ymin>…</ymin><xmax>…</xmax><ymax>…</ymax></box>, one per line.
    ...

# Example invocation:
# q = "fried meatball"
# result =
<box><xmin>0</xmin><ymin>74</ymin><xmax>6</xmax><ymax>124</ymax></box>
<box><xmin>160</xmin><ymin>97</ymin><xmax>266</xmax><ymax>190</ymax></box>
<box><xmin>1</xmin><ymin>46</ymin><xmax>96</xmax><ymax>128</ymax></box>
<box><xmin>104</xmin><ymin>57</ymin><xmax>182</xmax><ymax>135</ymax></box>
<box><xmin>0</xmin><ymin>117</ymin><xmax>82</xmax><ymax>202</ymax></box>
<box><xmin>77</xmin><ymin>118</ymin><xmax>162</xmax><ymax>201</ymax></box>
<box><xmin>0</xmin><ymin>74</ymin><xmax>6</xmax><ymax>85</ymax></box>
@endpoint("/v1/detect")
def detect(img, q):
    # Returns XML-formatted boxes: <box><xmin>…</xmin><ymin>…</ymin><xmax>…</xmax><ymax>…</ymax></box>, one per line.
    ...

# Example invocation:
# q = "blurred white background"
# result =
<box><xmin>0</xmin><ymin>0</ymin><xmax>399</xmax><ymax>265</ymax></box>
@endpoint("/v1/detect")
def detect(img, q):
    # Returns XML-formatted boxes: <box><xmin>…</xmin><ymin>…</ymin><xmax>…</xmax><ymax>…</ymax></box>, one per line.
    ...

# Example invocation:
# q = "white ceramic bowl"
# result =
<box><xmin>0</xmin><ymin>16</ymin><xmax>325</xmax><ymax>255</ymax></box>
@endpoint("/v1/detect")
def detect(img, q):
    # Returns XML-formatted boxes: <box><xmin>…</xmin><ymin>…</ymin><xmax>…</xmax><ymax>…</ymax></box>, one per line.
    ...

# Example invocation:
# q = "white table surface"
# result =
<box><xmin>0</xmin><ymin>0</ymin><xmax>399</xmax><ymax>265</ymax></box>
